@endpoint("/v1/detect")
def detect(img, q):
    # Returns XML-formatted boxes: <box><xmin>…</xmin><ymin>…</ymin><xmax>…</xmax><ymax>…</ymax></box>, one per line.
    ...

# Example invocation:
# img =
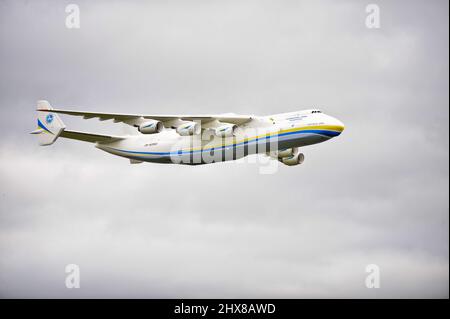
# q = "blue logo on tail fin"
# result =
<box><xmin>46</xmin><ymin>114</ymin><xmax>54</xmax><ymax>124</ymax></box>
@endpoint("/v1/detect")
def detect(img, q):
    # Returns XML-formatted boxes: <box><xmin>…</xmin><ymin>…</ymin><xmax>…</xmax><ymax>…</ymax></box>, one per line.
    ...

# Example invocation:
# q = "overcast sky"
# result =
<box><xmin>0</xmin><ymin>0</ymin><xmax>448</xmax><ymax>298</ymax></box>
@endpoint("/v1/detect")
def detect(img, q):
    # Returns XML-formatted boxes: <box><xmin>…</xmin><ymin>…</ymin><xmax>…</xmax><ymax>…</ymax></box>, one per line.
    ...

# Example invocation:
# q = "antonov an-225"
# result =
<box><xmin>31</xmin><ymin>100</ymin><xmax>345</xmax><ymax>166</ymax></box>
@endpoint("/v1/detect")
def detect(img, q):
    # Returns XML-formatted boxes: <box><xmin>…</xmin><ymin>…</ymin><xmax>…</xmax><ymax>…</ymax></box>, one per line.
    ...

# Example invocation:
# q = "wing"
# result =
<box><xmin>38</xmin><ymin>108</ymin><xmax>253</xmax><ymax>127</ymax></box>
<box><xmin>60</xmin><ymin>129</ymin><xmax>124</xmax><ymax>143</ymax></box>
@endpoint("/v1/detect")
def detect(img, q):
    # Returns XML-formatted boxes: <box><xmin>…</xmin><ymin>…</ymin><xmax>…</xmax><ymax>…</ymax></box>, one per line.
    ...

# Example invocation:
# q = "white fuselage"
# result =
<box><xmin>95</xmin><ymin>110</ymin><xmax>345</xmax><ymax>165</ymax></box>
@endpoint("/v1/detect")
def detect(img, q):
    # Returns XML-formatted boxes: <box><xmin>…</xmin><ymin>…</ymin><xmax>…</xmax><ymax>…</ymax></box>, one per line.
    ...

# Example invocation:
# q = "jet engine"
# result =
<box><xmin>176</xmin><ymin>122</ymin><xmax>201</xmax><ymax>136</ymax></box>
<box><xmin>138</xmin><ymin>120</ymin><xmax>163</xmax><ymax>134</ymax></box>
<box><xmin>215</xmin><ymin>123</ymin><xmax>237</xmax><ymax>137</ymax></box>
<box><xmin>277</xmin><ymin>147</ymin><xmax>298</xmax><ymax>158</ymax></box>
<box><xmin>279</xmin><ymin>153</ymin><xmax>305</xmax><ymax>166</ymax></box>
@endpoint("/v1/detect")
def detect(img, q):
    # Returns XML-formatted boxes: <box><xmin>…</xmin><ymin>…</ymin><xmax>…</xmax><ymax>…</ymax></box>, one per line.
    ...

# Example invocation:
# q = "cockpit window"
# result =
<box><xmin>311</xmin><ymin>110</ymin><xmax>322</xmax><ymax>114</ymax></box>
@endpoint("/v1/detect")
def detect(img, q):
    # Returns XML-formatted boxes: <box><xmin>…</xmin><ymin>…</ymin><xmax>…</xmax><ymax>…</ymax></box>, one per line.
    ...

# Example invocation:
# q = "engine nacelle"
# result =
<box><xmin>215</xmin><ymin>123</ymin><xmax>237</xmax><ymax>137</ymax></box>
<box><xmin>280</xmin><ymin>153</ymin><xmax>305</xmax><ymax>166</ymax></box>
<box><xmin>138</xmin><ymin>120</ymin><xmax>163</xmax><ymax>134</ymax></box>
<box><xmin>277</xmin><ymin>147</ymin><xmax>298</xmax><ymax>158</ymax></box>
<box><xmin>176</xmin><ymin>122</ymin><xmax>201</xmax><ymax>136</ymax></box>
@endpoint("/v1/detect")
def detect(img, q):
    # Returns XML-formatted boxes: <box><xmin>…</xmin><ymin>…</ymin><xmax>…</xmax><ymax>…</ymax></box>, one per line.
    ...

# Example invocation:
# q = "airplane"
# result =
<box><xmin>31</xmin><ymin>100</ymin><xmax>345</xmax><ymax>166</ymax></box>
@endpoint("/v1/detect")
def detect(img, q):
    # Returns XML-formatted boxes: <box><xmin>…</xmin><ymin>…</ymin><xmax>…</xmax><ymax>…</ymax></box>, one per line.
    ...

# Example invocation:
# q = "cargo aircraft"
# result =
<box><xmin>32</xmin><ymin>100</ymin><xmax>344</xmax><ymax>165</ymax></box>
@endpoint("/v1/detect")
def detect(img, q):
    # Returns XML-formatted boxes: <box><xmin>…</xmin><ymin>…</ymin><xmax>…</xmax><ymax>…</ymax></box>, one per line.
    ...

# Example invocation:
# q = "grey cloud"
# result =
<box><xmin>0</xmin><ymin>0</ymin><xmax>448</xmax><ymax>298</ymax></box>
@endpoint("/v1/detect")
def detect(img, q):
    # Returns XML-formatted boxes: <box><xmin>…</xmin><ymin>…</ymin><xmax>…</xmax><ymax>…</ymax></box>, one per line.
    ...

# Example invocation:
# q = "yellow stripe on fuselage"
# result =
<box><xmin>187</xmin><ymin>124</ymin><xmax>343</xmax><ymax>152</ymax></box>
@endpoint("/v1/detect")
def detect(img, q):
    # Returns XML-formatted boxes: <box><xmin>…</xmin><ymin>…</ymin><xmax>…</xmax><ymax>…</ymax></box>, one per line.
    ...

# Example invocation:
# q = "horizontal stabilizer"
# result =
<box><xmin>60</xmin><ymin>130</ymin><xmax>124</xmax><ymax>143</ymax></box>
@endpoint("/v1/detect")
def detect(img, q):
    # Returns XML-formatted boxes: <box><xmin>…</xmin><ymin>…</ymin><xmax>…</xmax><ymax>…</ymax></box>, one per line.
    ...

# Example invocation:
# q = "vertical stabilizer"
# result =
<box><xmin>31</xmin><ymin>100</ymin><xmax>66</xmax><ymax>146</ymax></box>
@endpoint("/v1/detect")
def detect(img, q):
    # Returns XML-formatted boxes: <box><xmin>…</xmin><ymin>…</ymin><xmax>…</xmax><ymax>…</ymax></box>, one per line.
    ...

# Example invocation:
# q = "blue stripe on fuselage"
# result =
<box><xmin>101</xmin><ymin>129</ymin><xmax>340</xmax><ymax>157</ymax></box>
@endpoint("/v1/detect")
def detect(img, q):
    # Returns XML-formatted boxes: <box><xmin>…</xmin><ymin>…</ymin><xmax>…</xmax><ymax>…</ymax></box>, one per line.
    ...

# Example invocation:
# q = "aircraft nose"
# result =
<box><xmin>336</xmin><ymin>119</ymin><xmax>345</xmax><ymax>132</ymax></box>
<box><xmin>330</xmin><ymin>117</ymin><xmax>345</xmax><ymax>135</ymax></box>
